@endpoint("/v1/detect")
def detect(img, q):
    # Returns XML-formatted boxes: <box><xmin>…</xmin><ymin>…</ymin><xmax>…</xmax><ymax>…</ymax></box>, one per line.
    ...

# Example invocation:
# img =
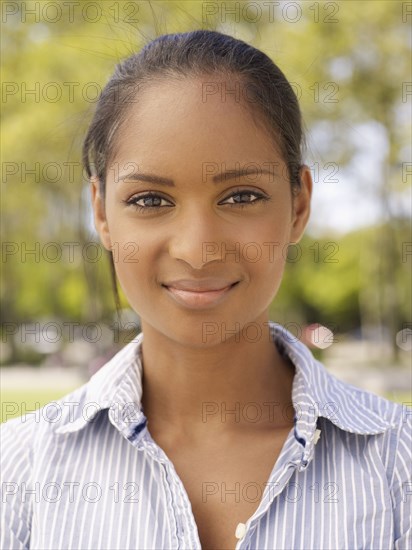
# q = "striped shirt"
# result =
<box><xmin>1</xmin><ymin>321</ymin><xmax>411</xmax><ymax>549</ymax></box>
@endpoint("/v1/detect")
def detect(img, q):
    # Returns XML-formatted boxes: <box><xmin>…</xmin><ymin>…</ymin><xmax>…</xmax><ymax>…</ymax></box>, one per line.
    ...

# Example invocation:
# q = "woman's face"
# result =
<box><xmin>92</xmin><ymin>76</ymin><xmax>312</xmax><ymax>347</ymax></box>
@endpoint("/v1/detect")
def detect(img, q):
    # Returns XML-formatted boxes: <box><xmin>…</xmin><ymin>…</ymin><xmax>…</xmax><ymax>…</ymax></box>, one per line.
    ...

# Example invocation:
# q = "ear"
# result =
<box><xmin>90</xmin><ymin>176</ymin><xmax>112</xmax><ymax>251</ymax></box>
<box><xmin>289</xmin><ymin>165</ymin><xmax>313</xmax><ymax>244</ymax></box>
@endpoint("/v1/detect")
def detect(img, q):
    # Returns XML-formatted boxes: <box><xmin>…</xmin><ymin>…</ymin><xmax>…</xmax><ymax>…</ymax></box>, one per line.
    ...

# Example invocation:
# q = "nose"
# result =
<box><xmin>168</xmin><ymin>207</ymin><xmax>228</xmax><ymax>270</ymax></box>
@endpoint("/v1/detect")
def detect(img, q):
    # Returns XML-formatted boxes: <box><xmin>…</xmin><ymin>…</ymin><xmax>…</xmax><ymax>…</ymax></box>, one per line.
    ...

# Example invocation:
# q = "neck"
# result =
<box><xmin>140</xmin><ymin>315</ymin><xmax>295</xmax><ymax>439</ymax></box>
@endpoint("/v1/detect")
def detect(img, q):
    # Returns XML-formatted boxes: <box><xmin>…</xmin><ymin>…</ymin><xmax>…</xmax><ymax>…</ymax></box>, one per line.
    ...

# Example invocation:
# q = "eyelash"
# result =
<box><xmin>122</xmin><ymin>189</ymin><xmax>270</xmax><ymax>213</ymax></box>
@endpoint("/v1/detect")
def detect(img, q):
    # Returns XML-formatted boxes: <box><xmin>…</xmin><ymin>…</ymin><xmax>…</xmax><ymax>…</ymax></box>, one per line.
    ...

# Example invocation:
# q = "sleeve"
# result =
<box><xmin>390</xmin><ymin>405</ymin><xmax>412</xmax><ymax>550</ymax></box>
<box><xmin>1</xmin><ymin>416</ymin><xmax>34</xmax><ymax>550</ymax></box>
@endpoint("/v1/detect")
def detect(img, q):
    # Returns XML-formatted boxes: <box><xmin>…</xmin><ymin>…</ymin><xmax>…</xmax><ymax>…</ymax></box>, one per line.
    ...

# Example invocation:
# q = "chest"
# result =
<box><xmin>155</xmin><ymin>426</ymin><xmax>293</xmax><ymax>550</ymax></box>
<box><xmin>31</xmin><ymin>422</ymin><xmax>394</xmax><ymax>550</ymax></box>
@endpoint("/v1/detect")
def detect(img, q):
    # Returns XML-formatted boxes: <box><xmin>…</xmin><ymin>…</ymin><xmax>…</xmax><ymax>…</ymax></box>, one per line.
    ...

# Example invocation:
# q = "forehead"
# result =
<box><xmin>113</xmin><ymin>75</ymin><xmax>284</xmax><ymax>167</ymax></box>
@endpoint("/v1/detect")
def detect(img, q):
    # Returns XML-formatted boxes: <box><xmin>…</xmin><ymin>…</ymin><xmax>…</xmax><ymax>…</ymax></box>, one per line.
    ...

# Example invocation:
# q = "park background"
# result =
<box><xmin>1</xmin><ymin>0</ymin><xmax>411</xmax><ymax>422</ymax></box>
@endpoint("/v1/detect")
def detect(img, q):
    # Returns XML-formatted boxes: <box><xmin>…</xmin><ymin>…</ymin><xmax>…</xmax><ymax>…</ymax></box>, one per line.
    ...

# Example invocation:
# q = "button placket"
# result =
<box><xmin>234</xmin><ymin>438</ymin><xmax>304</xmax><ymax>550</ymax></box>
<box><xmin>158</xmin><ymin>460</ymin><xmax>181</xmax><ymax>550</ymax></box>
<box><xmin>144</xmin><ymin>428</ymin><xmax>200</xmax><ymax>550</ymax></box>
<box><xmin>164</xmin><ymin>460</ymin><xmax>201</xmax><ymax>549</ymax></box>
<box><xmin>299</xmin><ymin>425</ymin><xmax>322</xmax><ymax>471</ymax></box>
<box><xmin>235</xmin><ymin>522</ymin><xmax>247</xmax><ymax>540</ymax></box>
<box><xmin>234</xmin><ymin>520</ymin><xmax>258</xmax><ymax>550</ymax></box>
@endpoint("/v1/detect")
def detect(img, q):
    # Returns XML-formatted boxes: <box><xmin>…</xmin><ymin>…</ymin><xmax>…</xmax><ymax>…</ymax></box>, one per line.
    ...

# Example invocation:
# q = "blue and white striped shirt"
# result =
<box><xmin>1</xmin><ymin>321</ymin><xmax>411</xmax><ymax>549</ymax></box>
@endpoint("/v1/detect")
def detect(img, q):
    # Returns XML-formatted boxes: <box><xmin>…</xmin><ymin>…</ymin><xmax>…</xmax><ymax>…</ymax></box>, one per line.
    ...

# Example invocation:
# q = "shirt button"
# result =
<box><xmin>235</xmin><ymin>522</ymin><xmax>246</xmax><ymax>540</ymax></box>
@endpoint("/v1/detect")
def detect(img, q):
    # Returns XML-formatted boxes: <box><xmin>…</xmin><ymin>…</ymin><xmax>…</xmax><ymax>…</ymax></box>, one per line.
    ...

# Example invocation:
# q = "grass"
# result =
<box><xmin>383</xmin><ymin>391</ymin><xmax>412</xmax><ymax>407</ymax></box>
<box><xmin>1</xmin><ymin>389</ymin><xmax>411</xmax><ymax>424</ymax></box>
<box><xmin>1</xmin><ymin>388</ymin><xmax>78</xmax><ymax>424</ymax></box>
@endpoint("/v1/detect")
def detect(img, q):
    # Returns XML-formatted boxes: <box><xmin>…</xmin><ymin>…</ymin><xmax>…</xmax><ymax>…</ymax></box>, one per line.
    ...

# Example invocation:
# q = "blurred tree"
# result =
<box><xmin>1</xmin><ymin>1</ymin><xmax>410</xmax><ymax>362</ymax></box>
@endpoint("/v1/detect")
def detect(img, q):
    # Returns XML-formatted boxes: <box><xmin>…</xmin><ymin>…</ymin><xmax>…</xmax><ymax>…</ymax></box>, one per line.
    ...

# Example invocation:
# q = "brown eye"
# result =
<box><xmin>122</xmin><ymin>193</ymin><xmax>173</xmax><ymax>213</ymax></box>
<box><xmin>220</xmin><ymin>190</ymin><xmax>269</xmax><ymax>207</ymax></box>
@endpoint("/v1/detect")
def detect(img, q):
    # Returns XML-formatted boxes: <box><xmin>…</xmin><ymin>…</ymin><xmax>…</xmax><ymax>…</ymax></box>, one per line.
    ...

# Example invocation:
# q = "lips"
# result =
<box><xmin>162</xmin><ymin>278</ymin><xmax>239</xmax><ymax>292</ymax></box>
<box><xmin>162</xmin><ymin>280</ymin><xmax>239</xmax><ymax>309</ymax></box>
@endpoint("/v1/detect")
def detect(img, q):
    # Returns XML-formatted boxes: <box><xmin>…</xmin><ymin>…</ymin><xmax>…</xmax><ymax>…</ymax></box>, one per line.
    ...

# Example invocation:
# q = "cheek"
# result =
<box><xmin>111</xmin><ymin>239</ymin><xmax>160</xmax><ymax>320</ymax></box>
<box><xmin>245</xmin><ymin>242</ymin><xmax>288</xmax><ymax>305</ymax></box>
<box><xmin>243</xmin><ymin>216</ymin><xmax>291</xmax><ymax>300</ymax></box>
<box><xmin>245</xmin><ymin>211</ymin><xmax>292</xmax><ymax>264</ymax></box>
<box><xmin>110</xmin><ymin>230</ymin><xmax>156</xmax><ymax>286</ymax></box>
<box><xmin>103</xmin><ymin>203</ymin><xmax>154</xmax><ymax>303</ymax></box>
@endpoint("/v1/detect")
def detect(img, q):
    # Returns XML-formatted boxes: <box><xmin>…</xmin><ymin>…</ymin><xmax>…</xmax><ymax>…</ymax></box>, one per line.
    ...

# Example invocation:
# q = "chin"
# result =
<box><xmin>152</xmin><ymin>313</ymin><xmax>260</xmax><ymax>349</ymax></box>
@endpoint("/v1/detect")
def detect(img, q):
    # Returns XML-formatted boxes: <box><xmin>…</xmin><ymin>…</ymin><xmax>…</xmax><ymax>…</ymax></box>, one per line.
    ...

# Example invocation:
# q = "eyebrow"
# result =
<box><xmin>117</xmin><ymin>167</ymin><xmax>278</xmax><ymax>186</ymax></box>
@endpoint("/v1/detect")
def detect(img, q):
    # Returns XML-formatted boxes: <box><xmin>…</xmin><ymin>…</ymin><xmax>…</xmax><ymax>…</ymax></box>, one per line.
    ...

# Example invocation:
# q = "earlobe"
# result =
<box><xmin>290</xmin><ymin>165</ymin><xmax>313</xmax><ymax>244</ymax></box>
<box><xmin>90</xmin><ymin>176</ymin><xmax>112</xmax><ymax>251</ymax></box>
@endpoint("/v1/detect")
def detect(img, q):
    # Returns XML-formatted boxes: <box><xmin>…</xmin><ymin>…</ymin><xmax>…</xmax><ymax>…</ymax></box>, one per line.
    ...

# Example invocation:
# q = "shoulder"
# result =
<box><xmin>0</xmin><ymin>382</ymin><xmax>90</xmax><ymax>550</ymax></box>
<box><xmin>333</xmin><ymin>372</ymin><xmax>409</xmax><ymax>427</ymax></box>
<box><xmin>271</xmin><ymin>319</ymin><xmax>411</xmax><ymax>457</ymax></box>
<box><xmin>0</xmin><ymin>382</ymin><xmax>89</xmax><ymax>462</ymax></box>
<box><xmin>320</xmin><ymin>360</ymin><xmax>411</xmax><ymax>442</ymax></box>
<box><xmin>0</xmin><ymin>334</ymin><xmax>143</xmax><ymax>459</ymax></box>
<box><xmin>336</xmin><ymin>372</ymin><xmax>410</xmax><ymax>429</ymax></box>
<box><xmin>319</xmin><ymin>371</ymin><xmax>411</xmax><ymax>490</ymax></box>
<box><xmin>319</xmin><ymin>380</ymin><xmax>412</xmax><ymax>547</ymax></box>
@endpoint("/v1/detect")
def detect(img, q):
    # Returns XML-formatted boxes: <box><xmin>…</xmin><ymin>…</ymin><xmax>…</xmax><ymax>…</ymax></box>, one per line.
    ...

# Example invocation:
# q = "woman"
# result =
<box><xmin>1</xmin><ymin>30</ymin><xmax>411</xmax><ymax>550</ymax></box>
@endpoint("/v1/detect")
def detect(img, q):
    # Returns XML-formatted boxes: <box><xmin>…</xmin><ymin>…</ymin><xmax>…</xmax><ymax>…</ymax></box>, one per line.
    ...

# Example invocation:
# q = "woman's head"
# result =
<box><xmin>83</xmin><ymin>30</ymin><xmax>304</xmax><ymax>196</ymax></box>
<box><xmin>85</xmin><ymin>30</ymin><xmax>312</xmax><ymax>345</ymax></box>
<box><xmin>83</xmin><ymin>30</ymin><xmax>305</xmax><ymax>195</ymax></box>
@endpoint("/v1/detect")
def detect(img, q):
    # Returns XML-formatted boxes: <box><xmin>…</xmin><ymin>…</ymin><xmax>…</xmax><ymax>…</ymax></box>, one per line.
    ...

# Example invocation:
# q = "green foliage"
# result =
<box><xmin>2</xmin><ymin>1</ymin><xmax>410</xmax><ymax>359</ymax></box>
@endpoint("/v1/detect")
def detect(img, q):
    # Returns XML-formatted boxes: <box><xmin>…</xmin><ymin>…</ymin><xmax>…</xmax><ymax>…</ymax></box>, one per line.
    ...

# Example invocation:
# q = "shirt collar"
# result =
<box><xmin>55</xmin><ymin>333</ymin><xmax>145</xmax><ymax>436</ymax></box>
<box><xmin>269</xmin><ymin>323</ymin><xmax>395</xmax><ymax>436</ymax></box>
<box><xmin>55</xmin><ymin>321</ymin><xmax>396</xmax><ymax>439</ymax></box>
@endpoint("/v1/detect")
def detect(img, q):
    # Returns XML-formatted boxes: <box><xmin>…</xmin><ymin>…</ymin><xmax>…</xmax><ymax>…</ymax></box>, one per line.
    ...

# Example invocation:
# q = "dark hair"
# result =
<box><xmin>82</xmin><ymin>29</ymin><xmax>305</xmax><ymax>313</ymax></box>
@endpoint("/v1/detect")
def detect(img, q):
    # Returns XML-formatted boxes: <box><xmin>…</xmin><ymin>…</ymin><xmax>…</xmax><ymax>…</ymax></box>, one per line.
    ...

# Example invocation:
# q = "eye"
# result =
<box><xmin>220</xmin><ymin>189</ymin><xmax>269</xmax><ymax>208</ymax></box>
<box><xmin>122</xmin><ymin>193</ymin><xmax>173</xmax><ymax>213</ymax></box>
<box><xmin>122</xmin><ymin>189</ymin><xmax>270</xmax><ymax>213</ymax></box>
